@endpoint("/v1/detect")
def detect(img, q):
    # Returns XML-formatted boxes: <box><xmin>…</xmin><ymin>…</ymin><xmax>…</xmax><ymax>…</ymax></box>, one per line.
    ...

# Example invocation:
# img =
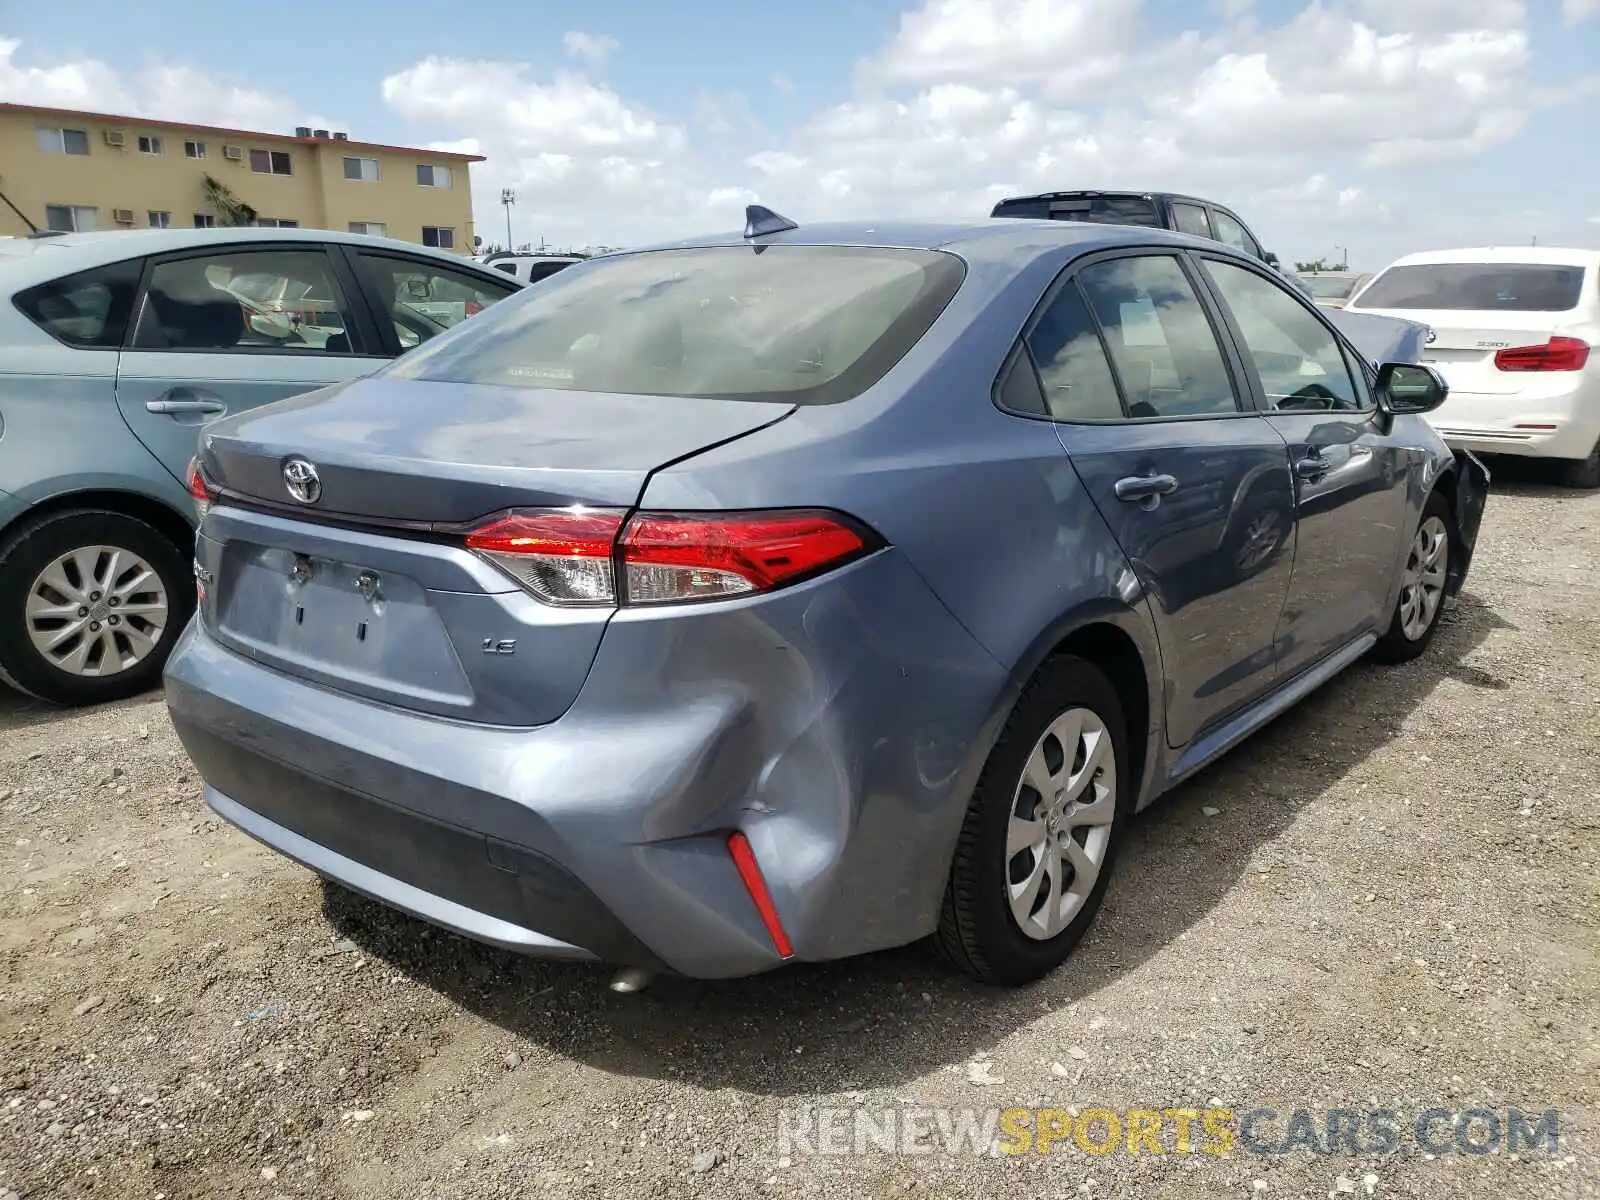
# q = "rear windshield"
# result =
<box><xmin>387</xmin><ymin>245</ymin><xmax>966</xmax><ymax>404</ymax></box>
<box><xmin>1300</xmin><ymin>274</ymin><xmax>1360</xmax><ymax>300</ymax></box>
<box><xmin>991</xmin><ymin>194</ymin><xmax>1162</xmax><ymax>228</ymax></box>
<box><xmin>1356</xmin><ymin>263</ymin><xmax>1586</xmax><ymax>312</ymax></box>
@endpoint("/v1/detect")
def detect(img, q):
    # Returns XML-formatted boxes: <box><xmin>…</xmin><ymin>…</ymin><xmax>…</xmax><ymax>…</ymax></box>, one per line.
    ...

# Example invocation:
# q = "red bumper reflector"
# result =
<box><xmin>727</xmin><ymin>831</ymin><xmax>794</xmax><ymax>959</ymax></box>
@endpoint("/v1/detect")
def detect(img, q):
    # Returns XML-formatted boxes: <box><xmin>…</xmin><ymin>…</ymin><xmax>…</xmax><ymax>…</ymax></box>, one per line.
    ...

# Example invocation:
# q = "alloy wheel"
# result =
<box><xmin>24</xmin><ymin>545</ymin><xmax>170</xmax><ymax>676</ymax></box>
<box><xmin>1399</xmin><ymin>515</ymin><xmax>1448</xmax><ymax>641</ymax></box>
<box><xmin>1005</xmin><ymin>707</ymin><xmax>1118</xmax><ymax>940</ymax></box>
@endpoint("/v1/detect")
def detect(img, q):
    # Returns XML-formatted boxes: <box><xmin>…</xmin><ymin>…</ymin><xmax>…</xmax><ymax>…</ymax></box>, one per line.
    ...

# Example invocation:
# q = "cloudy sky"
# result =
<box><xmin>2</xmin><ymin>0</ymin><xmax>1597</xmax><ymax>267</ymax></box>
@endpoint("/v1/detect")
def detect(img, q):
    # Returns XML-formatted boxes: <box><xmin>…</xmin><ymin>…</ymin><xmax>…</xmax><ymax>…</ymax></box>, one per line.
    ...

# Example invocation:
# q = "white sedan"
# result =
<box><xmin>1348</xmin><ymin>246</ymin><xmax>1599</xmax><ymax>487</ymax></box>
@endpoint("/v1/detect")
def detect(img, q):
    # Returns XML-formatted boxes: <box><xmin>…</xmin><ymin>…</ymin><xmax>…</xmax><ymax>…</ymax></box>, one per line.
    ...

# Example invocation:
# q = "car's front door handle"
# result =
<box><xmin>1113</xmin><ymin>473</ymin><xmax>1179</xmax><ymax>503</ymax></box>
<box><xmin>146</xmin><ymin>396</ymin><xmax>226</xmax><ymax>416</ymax></box>
<box><xmin>1294</xmin><ymin>455</ymin><xmax>1328</xmax><ymax>480</ymax></box>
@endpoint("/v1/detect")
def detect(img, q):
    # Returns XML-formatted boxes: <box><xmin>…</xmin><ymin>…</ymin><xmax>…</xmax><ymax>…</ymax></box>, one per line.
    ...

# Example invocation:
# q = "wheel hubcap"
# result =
<box><xmin>1399</xmin><ymin>516</ymin><xmax>1448</xmax><ymax>641</ymax></box>
<box><xmin>1006</xmin><ymin>707</ymin><xmax>1117</xmax><ymax>941</ymax></box>
<box><xmin>25</xmin><ymin>545</ymin><xmax>169</xmax><ymax>676</ymax></box>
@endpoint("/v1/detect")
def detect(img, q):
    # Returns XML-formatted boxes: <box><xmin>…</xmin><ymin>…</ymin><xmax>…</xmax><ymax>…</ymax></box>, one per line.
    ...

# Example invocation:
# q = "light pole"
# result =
<box><xmin>500</xmin><ymin>188</ymin><xmax>516</xmax><ymax>251</ymax></box>
<box><xmin>1335</xmin><ymin>245</ymin><xmax>1348</xmax><ymax>269</ymax></box>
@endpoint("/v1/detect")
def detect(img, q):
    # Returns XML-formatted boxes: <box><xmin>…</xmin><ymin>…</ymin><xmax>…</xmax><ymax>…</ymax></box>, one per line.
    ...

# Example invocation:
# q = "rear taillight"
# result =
<box><xmin>1493</xmin><ymin>337</ymin><xmax>1590</xmax><ymax>372</ymax></box>
<box><xmin>464</xmin><ymin>510</ymin><xmax>624</xmax><ymax>606</ymax></box>
<box><xmin>463</xmin><ymin>507</ymin><xmax>875</xmax><ymax>607</ymax></box>
<box><xmin>186</xmin><ymin>456</ymin><xmax>212</xmax><ymax>522</ymax></box>
<box><xmin>465</xmin><ymin>299</ymin><xmax>484</xmax><ymax>317</ymax></box>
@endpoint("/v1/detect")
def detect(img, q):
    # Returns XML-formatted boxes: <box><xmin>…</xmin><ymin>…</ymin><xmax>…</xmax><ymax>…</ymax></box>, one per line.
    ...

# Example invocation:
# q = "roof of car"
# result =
<box><xmin>0</xmin><ymin>228</ymin><xmax>505</xmax><ymax>289</ymax></box>
<box><xmin>1382</xmin><ymin>246</ymin><xmax>1600</xmax><ymax>268</ymax></box>
<box><xmin>632</xmin><ymin>217</ymin><xmax>1210</xmax><ymax>263</ymax></box>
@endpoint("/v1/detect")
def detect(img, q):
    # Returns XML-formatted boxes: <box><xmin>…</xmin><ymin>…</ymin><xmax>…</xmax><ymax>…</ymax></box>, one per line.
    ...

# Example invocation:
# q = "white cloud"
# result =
<box><xmin>562</xmin><ymin>31</ymin><xmax>619</xmax><ymax>65</ymax></box>
<box><xmin>869</xmin><ymin>0</ymin><xmax>1142</xmax><ymax>97</ymax></box>
<box><xmin>0</xmin><ymin>37</ymin><xmax>328</xmax><ymax>132</ymax></box>
<box><xmin>1562</xmin><ymin>0</ymin><xmax>1600</xmax><ymax>22</ymax></box>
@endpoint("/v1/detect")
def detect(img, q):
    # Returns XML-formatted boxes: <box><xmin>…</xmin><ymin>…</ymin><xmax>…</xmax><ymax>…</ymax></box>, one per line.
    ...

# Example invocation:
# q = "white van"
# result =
<box><xmin>1348</xmin><ymin>247</ymin><xmax>1600</xmax><ymax>487</ymax></box>
<box><xmin>480</xmin><ymin>253</ymin><xmax>583</xmax><ymax>287</ymax></box>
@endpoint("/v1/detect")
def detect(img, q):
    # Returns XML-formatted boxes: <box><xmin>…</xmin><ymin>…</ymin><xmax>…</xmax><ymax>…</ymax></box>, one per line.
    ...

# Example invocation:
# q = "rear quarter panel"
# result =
<box><xmin>636</xmin><ymin>245</ymin><xmax>1167</xmax><ymax>941</ymax></box>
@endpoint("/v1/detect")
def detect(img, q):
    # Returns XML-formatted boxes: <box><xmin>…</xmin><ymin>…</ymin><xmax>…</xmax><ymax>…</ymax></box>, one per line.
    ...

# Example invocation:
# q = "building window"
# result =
<box><xmin>253</xmin><ymin>218</ymin><xmax>299</xmax><ymax>228</ymax></box>
<box><xmin>138</xmin><ymin>135</ymin><xmax>163</xmax><ymax>155</ymax></box>
<box><xmin>343</xmin><ymin>156</ymin><xmax>380</xmax><ymax>182</ymax></box>
<box><xmin>348</xmin><ymin>221</ymin><xmax>387</xmax><ymax>237</ymax></box>
<box><xmin>416</xmin><ymin>164</ymin><xmax>452</xmax><ymax>188</ymax></box>
<box><xmin>193</xmin><ymin>213</ymin><xmax>217</xmax><ymax>228</ymax></box>
<box><xmin>148</xmin><ymin>211</ymin><xmax>172</xmax><ymax>228</ymax></box>
<box><xmin>44</xmin><ymin>205</ymin><xmax>98</xmax><ymax>233</ymax></box>
<box><xmin>421</xmin><ymin>226</ymin><xmax>455</xmax><ymax>249</ymax></box>
<box><xmin>184</xmin><ymin>140</ymin><xmax>206</xmax><ymax>159</ymax></box>
<box><xmin>37</xmin><ymin>127</ymin><xmax>90</xmax><ymax>155</ymax></box>
<box><xmin>249</xmin><ymin>149</ymin><xmax>293</xmax><ymax>176</ymax></box>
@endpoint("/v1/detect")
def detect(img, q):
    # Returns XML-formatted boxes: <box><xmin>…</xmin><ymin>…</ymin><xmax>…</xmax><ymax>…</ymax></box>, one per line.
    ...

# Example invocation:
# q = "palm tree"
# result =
<box><xmin>201</xmin><ymin>174</ymin><xmax>257</xmax><ymax>227</ymax></box>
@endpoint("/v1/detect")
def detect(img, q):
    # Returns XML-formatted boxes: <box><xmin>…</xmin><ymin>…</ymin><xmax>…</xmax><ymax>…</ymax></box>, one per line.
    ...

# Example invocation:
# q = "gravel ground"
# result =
<box><xmin>1</xmin><ymin>462</ymin><xmax>1596</xmax><ymax>1200</ymax></box>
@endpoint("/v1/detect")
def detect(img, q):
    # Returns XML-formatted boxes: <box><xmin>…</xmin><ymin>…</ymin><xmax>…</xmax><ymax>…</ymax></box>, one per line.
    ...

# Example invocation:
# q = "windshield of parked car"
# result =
<box><xmin>1356</xmin><ymin>263</ymin><xmax>1585</xmax><ymax>311</ymax></box>
<box><xmin>1299</xmin><ymin>274</ymin><xmax>1360</xmax><ymax>300</ymax></box>
<box><xmin>386</xmin><ymin>245</ymin><xmax>966</xmax><ymax>403</ymax></box>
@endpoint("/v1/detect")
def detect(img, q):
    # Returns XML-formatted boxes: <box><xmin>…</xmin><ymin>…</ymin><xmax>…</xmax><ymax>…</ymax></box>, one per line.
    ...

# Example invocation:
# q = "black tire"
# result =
<box><xmin>1558</xmin><ymin>439</ymin><xmax>1600</xmax><ymax>489</ymax></box>
<box><xmin>0</xmin><ymin>509</ymin><xmax>194</xmax><ymax>706</ymax></box>
<box><xmin>1370</xmin><ymin>490</ymin><xmax>1452</xmax><ymax>665</ymax></box>
<box><xmin>935</xmin><ymin>655</ymin><xmax>1133</xmax><ymax>986</ymax></box>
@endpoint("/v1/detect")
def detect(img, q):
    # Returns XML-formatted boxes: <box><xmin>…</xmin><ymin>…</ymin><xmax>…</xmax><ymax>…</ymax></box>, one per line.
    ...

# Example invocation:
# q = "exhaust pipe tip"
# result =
<box><xmin>608</xmin><ymin>967</ymin><xmax>654</xmax><ymax>994</ymax></box>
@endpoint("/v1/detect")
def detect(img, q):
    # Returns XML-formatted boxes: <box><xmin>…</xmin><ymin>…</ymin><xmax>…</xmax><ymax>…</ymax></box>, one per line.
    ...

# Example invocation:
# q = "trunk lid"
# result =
<box><xmin>1353</xmin><ymin>309</ymin><xmax>1570</xmax><ymax>396</ymax></box>
<box><xmin>196</xmin><ymin>376</ymin><xmax>794</xmax><ymax>725</ymax></box>
<box><xmin>200</xmin><ymin>377</ymin><xmax>795</xmax><ymax>522</ymax></box>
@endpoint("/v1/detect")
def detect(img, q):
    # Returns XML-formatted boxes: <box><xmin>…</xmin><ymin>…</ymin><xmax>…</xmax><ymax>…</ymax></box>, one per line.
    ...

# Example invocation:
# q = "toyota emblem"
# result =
<box><xmin>282</xmin><ymin>457</ymin><xmax>322</xmax><ymax>505</ymax></box>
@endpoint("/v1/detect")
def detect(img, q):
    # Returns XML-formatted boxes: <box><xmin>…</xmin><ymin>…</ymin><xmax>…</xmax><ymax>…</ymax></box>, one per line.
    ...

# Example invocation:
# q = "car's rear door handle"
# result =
<box><xmin>1294</xmin><ymin>455</ymin><xmax>1328</xmax><ymax>480</ymax></box>
<box><xmin>146</xmin><ymin>395</ymin><xmax>226</xmax><ymax>416</ymax></box>
<box><xmin>1113</xmin><ymin>473</ymin><xmax>1179</xmax><ymax>502</ymax></box>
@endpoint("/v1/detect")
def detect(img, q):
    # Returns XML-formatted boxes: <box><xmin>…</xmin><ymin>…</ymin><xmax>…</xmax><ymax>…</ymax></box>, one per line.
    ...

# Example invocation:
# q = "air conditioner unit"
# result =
<box><xmin>112</xmin><ymin>209</ymin><xmax>134</xmax><ymax>225</ymax></box>
<box><xmin>222</xmin><ymin>144</ymin><xmax>244</xmax><ymax>161</ymax></box>
<box><xmin>103</xmin><ymin>129</ymin><xmax>126</xmax><ymax>148</ymax></box>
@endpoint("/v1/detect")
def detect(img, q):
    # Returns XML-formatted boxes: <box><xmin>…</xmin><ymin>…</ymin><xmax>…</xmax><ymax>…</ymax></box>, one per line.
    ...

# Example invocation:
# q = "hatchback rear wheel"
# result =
<box><xmin>0</xmin><ymin>510</ymin><xmax>193</xmax><ymax>706</ymax></box>
<box><xmin>935</xmin><ymin>655</ymin><xmax>1131</xmax><ymax>985</ymax></box>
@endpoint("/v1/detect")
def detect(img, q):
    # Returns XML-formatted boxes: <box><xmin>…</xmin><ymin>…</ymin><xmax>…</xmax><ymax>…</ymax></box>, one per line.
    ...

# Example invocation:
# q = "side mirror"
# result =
<box><xmin>1263</xmin><ymin>251</ymin><xmax>1281</xmax><ymax>269</ymax></box>
<box><xmin>1375</xmin><ymin>362</ymin><xmax>1448</xmax><ymax>415</ymax></box>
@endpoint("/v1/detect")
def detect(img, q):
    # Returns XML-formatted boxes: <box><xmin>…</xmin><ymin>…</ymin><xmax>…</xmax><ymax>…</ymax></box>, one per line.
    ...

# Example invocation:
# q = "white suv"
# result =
<box><xmin>480</xmin><ymin>253</ymin><xmax>583</xmax><ymax>287</ymax></box>
<box><xmin>1348</xmin><ymin>247</ymin><xmax>1600</xmax><ymax>487</ymax></box>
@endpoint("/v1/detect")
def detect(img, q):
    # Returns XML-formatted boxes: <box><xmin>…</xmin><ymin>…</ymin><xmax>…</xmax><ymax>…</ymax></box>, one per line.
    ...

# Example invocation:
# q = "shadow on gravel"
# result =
<box><xmin>0</xmin><ymin>684</ymin><xmax>163</xmax><ymax>734</ymax></box>
<box><xmin>1470</xmin><ymin>454</ymin><xmax>1595</xmax><ymax>498</ymax></box>
<box><xmin>323</xmin><ymin>591</ymin><xmax>1508</xmax><ymax>1097</ymax></box>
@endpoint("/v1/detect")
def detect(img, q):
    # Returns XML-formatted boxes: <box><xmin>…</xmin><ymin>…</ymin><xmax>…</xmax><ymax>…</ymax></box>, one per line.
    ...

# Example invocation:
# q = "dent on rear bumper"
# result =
<box><xmin>164</xmin><ymin>548</ymin><xmax>1008</xmax><ymax>978</ymax></box>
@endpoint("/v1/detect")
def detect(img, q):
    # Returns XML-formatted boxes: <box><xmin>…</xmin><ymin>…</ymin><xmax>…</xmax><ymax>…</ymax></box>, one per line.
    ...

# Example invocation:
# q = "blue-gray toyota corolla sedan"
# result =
<box><xmin>164</xmin><ymin>211</ymin><xmax>1489</xmax><ymax>985</ymax></box>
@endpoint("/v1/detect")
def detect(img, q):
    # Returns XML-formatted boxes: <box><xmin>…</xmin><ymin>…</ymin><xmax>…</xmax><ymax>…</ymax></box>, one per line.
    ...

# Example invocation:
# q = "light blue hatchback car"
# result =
<box><xmin>0</xmin><ymin>227</ymin><xmax>521</xmax><ymax>705</ymax></box>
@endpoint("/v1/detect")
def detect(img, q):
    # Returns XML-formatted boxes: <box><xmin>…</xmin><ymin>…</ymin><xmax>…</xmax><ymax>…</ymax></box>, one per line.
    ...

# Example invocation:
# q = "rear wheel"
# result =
<box><xmin>935</xmin><ymin>655</ymin><xmax>1131</xmax><ymax>986</ymax></box>
<box><xmin>0</xmin><ymin>509</ymin><xmax>193</xmax><ymax>706</ymax></box>
<box><xmin>1558</xmin><ymin>438</ymin><xmax>1600</xmax><ymax>489</ymax></box>
<box><xmin>1370</xmin><ymin>491</ymin><xmax>1451</xmax><ymax>664</ymax></box>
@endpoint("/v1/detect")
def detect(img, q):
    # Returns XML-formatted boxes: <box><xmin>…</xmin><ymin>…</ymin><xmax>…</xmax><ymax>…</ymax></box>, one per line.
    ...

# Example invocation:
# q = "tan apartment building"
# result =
<box><xmin>0</xmin><ymin>103</ymin><xmax>483</xmax><ymax>251</ymax></box>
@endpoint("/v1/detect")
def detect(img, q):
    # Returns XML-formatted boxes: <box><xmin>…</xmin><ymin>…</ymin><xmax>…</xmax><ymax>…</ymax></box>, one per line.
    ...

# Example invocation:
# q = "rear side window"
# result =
<box><xmin>389</xmin><ymin>246</ymin><xmax>966</xmax><ymax>404</ymax></box>
<box><xmin>1172</xmin><ymin>203</ymin><xmax>1212</xmax><ymax>239</ymax></box>
<box><xmin>1355</xmin><ymin>263</ymin><xmax>1586</xmax><ymax>312</ymax></box>
<box><xmin>1075</xmin><ymin>255</ymin><xmax>1241</xmax><ymax>418</ymax></box>
<box><xmin>1023</xmin><ymin>284</ymin><xmax>1124</xmax><ymax>420</ymax></box>
<box><xmin>992</xmin><ymin>195</ymin><xmax>1163</xmax><ymax>227</ymax></box>
<box><xmin>13</xmin><ymin>259</ymin><xmax>143</xmax><ymax>348</ymax></box>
